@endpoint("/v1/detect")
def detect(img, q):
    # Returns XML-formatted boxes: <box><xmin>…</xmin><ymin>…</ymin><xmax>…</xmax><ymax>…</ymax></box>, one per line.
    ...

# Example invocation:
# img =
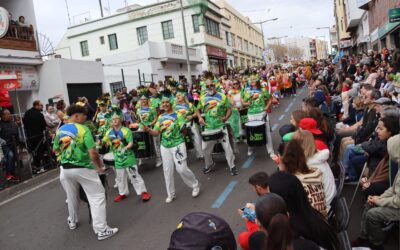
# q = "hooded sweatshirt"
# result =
<box><xmin>375</xmin><ymin>134</ymin><xmax>400</xmax><ymax>208</ymax></box>
<box><xmin>296</xmin><ymin>168</ymin><xmax>328</xmax><ymax>217</ymax></box>
<box><xmin>307</xmin><ymin>149</ymin><xmax>337</xmax><ymax>209</ymax></box>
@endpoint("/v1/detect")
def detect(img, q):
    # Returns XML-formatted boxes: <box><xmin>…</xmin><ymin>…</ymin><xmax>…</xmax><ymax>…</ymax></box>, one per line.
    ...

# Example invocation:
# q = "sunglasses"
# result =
<box><xmin>206</xmin><ymin>84</ymin><xmax>215</xmax><ymax>88</ymax></box>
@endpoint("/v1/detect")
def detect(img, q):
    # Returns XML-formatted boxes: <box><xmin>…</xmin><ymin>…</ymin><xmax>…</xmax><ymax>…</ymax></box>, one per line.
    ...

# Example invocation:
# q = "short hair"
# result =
<box><xmin>66</xmin><ymin>104</ymin><xmax>88</xmax><ymax>116</ymax></box>
<box><xmin>33</xmin><ymin>100</ymin><xmax>41</xmax><ymax>107</ymax></box>
<box><xmin>370</xmin><ymin>89</ymin><xmax>381</xmax><ymax>100</ymax></box>
<box><xmin>0</xmin><ymin>108</ymin><xmax>10</xmax><ymax>117</ymax></box>
<box><xmin>249</xmin><ymin>172</ymin><xmax>269</xmax><ymax>189</ymax></box>
<box><xmin>302</xmin><ymin>97</ymin><xmax>318</xmax><ymax>108</ymax></box>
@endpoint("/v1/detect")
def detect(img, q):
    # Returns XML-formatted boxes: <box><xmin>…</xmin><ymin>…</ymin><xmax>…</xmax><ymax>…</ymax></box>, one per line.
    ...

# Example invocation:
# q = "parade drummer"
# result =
<box><xmin>136</xmin><ymin>89</ymin><xmax>162</xmax><ymax>167</ymax></box>
<box><xmin>143</xmin><ymin>94</ymin><xmax>200</xmax><ymax>203</ymax></box>
<box><xmin>197</xmin><ymin>79</ymin><xmax>238</xmax><ymax>176</ymax></box>
<box><xmin>103</xmin><ymin>114</ymin><xmax>151</xmax><ymax>203</ymax></box>
<box><xmin>53</xmin><ymin>104</ymin><xmax>118</xmax><ymax>241</ymax></box>
<box><xmin>242</xmin><ymin>76</ymin><xmax>274</xmax><ymax>156</ymax></box>
<box><xmin>174</xmin><ymin>88</ymin><xmax>204</xmax><ymax>159</ymax></box>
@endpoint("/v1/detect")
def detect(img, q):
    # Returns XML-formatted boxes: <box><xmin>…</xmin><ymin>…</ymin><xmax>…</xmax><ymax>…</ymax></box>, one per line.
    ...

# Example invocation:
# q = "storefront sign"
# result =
<box><xmin>389</xmin><ymin>8</ymin><xmax>400</xmax><ymax>23</ymax></box>
<box><xmin>0</xmin><ymin>7</ymin><xmax>10</xmax><ymax>38</ymax></box>
<box><xmin>206</xmin><ymin>45</ymin><xmax>227</xmax><ymax>59</ymax></box>
<box><xmin>0</xmin><ymin>64</ymin><xmax>39</xmax><ymax>91</ymax></box>
<box><xmin>339</xmin><ymin>39</ymin><xmax>352</xmax><ymax>49</ymax></box>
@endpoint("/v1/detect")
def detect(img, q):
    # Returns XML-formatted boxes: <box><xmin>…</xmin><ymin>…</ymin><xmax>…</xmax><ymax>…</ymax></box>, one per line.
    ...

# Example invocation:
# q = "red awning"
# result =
<box><xmin>0</xmin><ymin>74</ymin><xmax>20</xmax><ymax>90</ymax></box>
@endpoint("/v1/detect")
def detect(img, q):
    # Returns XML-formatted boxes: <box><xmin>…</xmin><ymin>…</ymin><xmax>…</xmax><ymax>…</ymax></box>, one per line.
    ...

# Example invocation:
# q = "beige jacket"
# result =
<box><xmin>296</xmin><ymin>168</ymin><xmax>328</xmax><ymax>217</ymax></box>
<box><xmin>375</xmin><ymin>134</ymin><xmax>400</xmax><ymax>208</ymax></box>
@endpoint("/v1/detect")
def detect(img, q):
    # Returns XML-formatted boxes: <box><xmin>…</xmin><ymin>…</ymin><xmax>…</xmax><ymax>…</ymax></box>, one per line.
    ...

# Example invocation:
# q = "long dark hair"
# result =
<box><xmin>268</xmin><ymin>172</ymin><xmax>339</xmax><ymax>250</ymax></box>
<box><xmin>281</xmin><ymin>140</ymin><xmax>310</xmax><ymax>174</ymax></box>
<box><xmin>255</xmin><ymin>193</ymin><xmax>293</xmax><ymax>250</ymax></box>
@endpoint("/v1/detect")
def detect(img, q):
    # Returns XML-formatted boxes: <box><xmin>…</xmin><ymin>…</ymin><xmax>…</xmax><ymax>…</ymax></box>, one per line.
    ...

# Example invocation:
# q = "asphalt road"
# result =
<box><xmin>0</xmin><ymin>88</ymin><xmax>398</xmax><ymax>250</ymax></box>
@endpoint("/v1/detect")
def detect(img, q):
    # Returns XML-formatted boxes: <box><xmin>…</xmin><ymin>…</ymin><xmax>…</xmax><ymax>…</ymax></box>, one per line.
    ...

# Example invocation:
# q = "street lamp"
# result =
<box><xmin>316</xmin><ymin>26</ymin><xmax>332</xmax><ymax>54</ymax></box>
<box><xmin>252</xmin><ymin>18</ymin><xmax>279</xmax><ymax>50</ymax></box>
<box><xmin>179</xmin><ymin>0</ymin><xmax>192</xmax><ymax>87</ymax></box>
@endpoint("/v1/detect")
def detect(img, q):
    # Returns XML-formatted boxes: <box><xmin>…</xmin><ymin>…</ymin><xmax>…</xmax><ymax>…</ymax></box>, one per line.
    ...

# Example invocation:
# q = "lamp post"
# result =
<box><xmin>316</xmin><ymin>26</ymin><xmax>332</xmax><ymax>55</ymax></box>
<box><xmin>180</xmin><ymin>0</ymin><xmax>192</xmax><ymax>87</ymax></box>
<box><xmin>252</xmin><ymin>18</ymin><xmax>278</xmax><ymax>50</ymax></box>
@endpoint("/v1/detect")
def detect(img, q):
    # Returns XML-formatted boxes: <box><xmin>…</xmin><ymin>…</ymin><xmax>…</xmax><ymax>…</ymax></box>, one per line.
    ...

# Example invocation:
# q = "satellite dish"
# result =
<box><xmin>37</xmin><ymin>32</ymin><xmax>55</xmax><ymax>58</ymax></box>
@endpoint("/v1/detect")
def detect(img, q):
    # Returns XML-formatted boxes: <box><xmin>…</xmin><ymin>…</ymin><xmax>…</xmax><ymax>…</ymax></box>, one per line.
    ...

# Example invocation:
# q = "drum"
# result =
<box><xmin>103</xmin><ymin>152</ymin><xmax>115</xmax><ymax>166</ymax></box>
<box><xmin>245</xmin><ymin>121</ymin><xmax>266</xmax><ymax>147</ymax></box>
<box><xmin>184</xmin><ymin>127</ymin><xmax>194</xmax><ymax>150</ymax></box>
<box><xmin>239</xmin><ymin>108</ymin><xmax>248</xmax><ymax>129</ymax></box>
<box><xmin>201</xmin><ymin>128</ymin><xmax>224</xmax><ymax>141</ymax></box>
<box><xmin>132</xmin><ymin>131</ymin><xmax>153</xmax><ymax>158</ymax></box>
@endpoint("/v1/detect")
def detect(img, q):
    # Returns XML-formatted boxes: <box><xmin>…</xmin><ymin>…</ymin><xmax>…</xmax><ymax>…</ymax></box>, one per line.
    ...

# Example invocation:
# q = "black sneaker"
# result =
<box><xmin>230</xmin><ymin>166</ymin><xmax>238</xmax><ymax>176</ymax></box>
<box><xmin>203</xmin><ymin>162</ymin><xmax>215</xmax><ymax>174</ymax></box>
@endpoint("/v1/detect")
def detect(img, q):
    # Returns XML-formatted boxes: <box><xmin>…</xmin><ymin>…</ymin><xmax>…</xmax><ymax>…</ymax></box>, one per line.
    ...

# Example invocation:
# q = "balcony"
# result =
<box><xmin>0</xmin><ymin>25</ymin><xmax>37</xmax><ymax>51</ymax></box>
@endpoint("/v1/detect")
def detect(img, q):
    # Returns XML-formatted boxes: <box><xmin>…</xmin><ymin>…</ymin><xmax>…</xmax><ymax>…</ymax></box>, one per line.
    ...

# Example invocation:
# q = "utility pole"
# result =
<box><xmin>252</xmin><ymin>18</ymin><xmax>278</xmax><ymax>50</ymax></box>
<box><xmin>180</xmin><ymin>0</ymin><xmax>192</xmax><ymax>87</ymax></box>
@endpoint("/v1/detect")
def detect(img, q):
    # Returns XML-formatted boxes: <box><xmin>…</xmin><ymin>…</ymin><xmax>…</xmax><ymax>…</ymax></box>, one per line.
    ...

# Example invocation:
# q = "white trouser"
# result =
<box><xmin>60</xmin><ymin>167</ymin><xmax>107</xmax><ymax>234</ymax></box>
<box><xmin>153</xmin><ymin>135</ymin><xmax>161</xmax><ymax>160</ymax></box>
<box><xmin>247</xmin><ymin>112</ymin><xmax>274</xmax><ymax>154</ymax></box>
<box><xmin>202</xmin><ymin>127</ymin><xmax>235</xmax><ymax>169</ymax></box>
<box><xmin>160</xmin><ymin>143</ymin><xmax>199</xmax><ymax>198</ymax></box>
<box><xmin>189</xmin><ymin>122</ymin><xmax>204</xmax><ymax>158</ymax></box>
<box><xmin>115</xmin><ymin>165</ymin><xmax>147</xmax><ymax>196</ymax></box>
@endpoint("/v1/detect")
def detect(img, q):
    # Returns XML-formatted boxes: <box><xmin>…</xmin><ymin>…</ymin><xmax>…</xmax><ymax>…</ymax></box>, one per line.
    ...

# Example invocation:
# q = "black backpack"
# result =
<box><xmin>168</xmin><ymin>212</ymin><xmax>237</xmax><ymax>250</ymax></box>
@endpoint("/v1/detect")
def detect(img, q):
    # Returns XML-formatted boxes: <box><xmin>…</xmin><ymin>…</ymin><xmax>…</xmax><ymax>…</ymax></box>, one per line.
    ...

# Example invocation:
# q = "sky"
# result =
<box><xmin>33</xmin><ymin>0</ymin><xmax>335</xmax><ymax>49</ymax></box>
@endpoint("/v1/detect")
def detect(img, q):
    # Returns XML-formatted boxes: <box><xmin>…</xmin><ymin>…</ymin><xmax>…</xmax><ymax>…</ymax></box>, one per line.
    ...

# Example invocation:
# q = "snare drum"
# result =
<box><xmin>103</xmin><ymin>152</ymin><xmax>115</xmax><ymax>166</ymax></box>
<box><xmin>133</xmin><ymin>131</ymin><xmax>153</xmax><ymax>158</ymax></box>
<box><xmin>245</xmin><ymin>121</ymin><xmax>266</xmax><ymax>147</ymax></box>
<box><xmin>201</xmin><ymin>128</ymin><xmax>224</xmax><ymax>141</ymax></box>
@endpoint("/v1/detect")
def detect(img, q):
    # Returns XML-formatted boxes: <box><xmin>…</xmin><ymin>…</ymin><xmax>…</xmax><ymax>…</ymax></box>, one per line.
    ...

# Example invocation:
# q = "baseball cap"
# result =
<box><xmin>299</xmin><ymin>118</ymin><xmax>323</xmax><ymax>135</ymax></box>
<box><xmin>168</xmin><ymin>212</ymin><xmax>237</xmax><ymax>250</ymax></box>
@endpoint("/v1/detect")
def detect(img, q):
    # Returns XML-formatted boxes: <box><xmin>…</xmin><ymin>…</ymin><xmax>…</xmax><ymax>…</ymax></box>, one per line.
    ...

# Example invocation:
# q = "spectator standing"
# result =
<box><xmin>0</xmin><ymin>109</ymin><xmax>20</xmax><ymax>181</ymax></box>
<box><xmin>24</xmin><ymin>100</ymin><xmax>47</xmax><ymax>173</ymax></box>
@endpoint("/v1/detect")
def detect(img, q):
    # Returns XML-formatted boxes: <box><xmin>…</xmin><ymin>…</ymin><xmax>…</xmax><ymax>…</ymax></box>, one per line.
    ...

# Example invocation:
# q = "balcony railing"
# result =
<box><xmin>0</xmin><ymin>24</ymin><xmax>37</xmax><ymax>51</ymax></box>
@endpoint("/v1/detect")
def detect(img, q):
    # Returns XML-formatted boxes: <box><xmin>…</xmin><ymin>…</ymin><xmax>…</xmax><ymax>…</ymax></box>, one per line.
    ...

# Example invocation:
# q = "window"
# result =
<box><xmin>162</xmin><ymin>20</ymin><xmax>174</xmax><ymax>39</ymax></box>
<box><xmin>80</xmin><ymin>40</ymin><xmax>89</xmax><ymax>57</ymax></box>
<box><xmin>225</xmin><ymin>31</ymin><xmax>231</xmax><ymax>46</ymax></box>
<box><xmin>108</xmin><ymin>33</ymin><xmax>118</xmax><ymax>50</ymax></box>
<box><xmin>341</xmin><ymin>20</ymin><xmax>344</xmax><ymax>31</ymax></box>
<box><xmin>137</xmin><ymin>26</ymin><xmax>148</xmax><ymax>45</ymax></box>
<box><xmin>110</xmin><ymin>81</ymin><xmax>124</xmax><ymax>96</ymax></box>
<box><xmin>244</xmin><ymin>40</ymin><xmax>249</xmax><ymax>52</ymax></box>
<box><xmin>99</xmin><ymin>36</ymin><xmax>105</xmax><ymax>45</ymax></box>
<box><xmin>205</xmin><ymin>17</ymin><xmax>220</xmax><ymax>37</ymax></box>
<box><xmin>231</xmin><ymin>34</ymin><xmax>236</xmax><ymax>48</ymax></box>
<box><xmin>192</xmin><ymin>14</ymin><xmax>200</xmax><ymax>33</ymax></box>
<box><xmin>237</xmin><ymin>37</ymin><xmax>242</xmax><ymax>50</ymax></box>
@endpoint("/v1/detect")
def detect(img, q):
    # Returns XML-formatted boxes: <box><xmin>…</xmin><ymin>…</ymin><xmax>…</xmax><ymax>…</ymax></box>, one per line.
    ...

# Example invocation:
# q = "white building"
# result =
<box><xmin>55</xmin><ymin>0</ymin><xmax>232</xmax><ymax>92</ymax></box>
<box><xmin>0</xmin><ymin>0</ymin><xmax>106</xmax><ymax>111</ymax></box>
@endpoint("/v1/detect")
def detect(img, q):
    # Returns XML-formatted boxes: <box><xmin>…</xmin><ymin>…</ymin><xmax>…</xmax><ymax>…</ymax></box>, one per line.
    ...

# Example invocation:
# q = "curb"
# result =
<box><xmin>0</xmin><ymin>168</ymin><xmax>59</xmax><ymax>204</ymax></box>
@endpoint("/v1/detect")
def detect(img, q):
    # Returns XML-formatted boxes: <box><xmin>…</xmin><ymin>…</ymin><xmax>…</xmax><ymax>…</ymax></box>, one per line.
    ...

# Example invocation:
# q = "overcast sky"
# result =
<box><xmin>33</xmin><ymin>0</ymin><xmax>335</xmax><ymax>48</ymax></box>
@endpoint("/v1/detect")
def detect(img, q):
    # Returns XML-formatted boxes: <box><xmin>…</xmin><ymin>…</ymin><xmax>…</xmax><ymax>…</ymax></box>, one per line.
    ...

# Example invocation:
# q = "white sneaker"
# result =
<box><xmin>97</xmin><ymin>226</ymin><xmax>119</xmax><ymax>241</ymax></box>
<box><xmin>138</xmin><ymin>159</ymin><xmax>143</xmax><ymax>166</ymax></box>
<box><xmin>165</xmin><ymin>195</ymin><xmax>176</xmax><ymax>203</ymax></box>
<box><xmin>247</xmin><ymin>148</ymin><xmax>253</xmax><ymax>156</ymax></box>
<box><xmin>67</xmin><ymin>219</ymin><xmax>77</xmax><ymax>230</ymax></box>
<box><xmin>192</xmin><ymin>186</ymin><xmax>200</xmax><ymax>198</ymax></box>
<box><xmin>155</xmin><ymin>158</ymin><xmax>163</xmax><ymax>167</ymax></box>
<box><xmin>113</xmin><ymin>183</ymin><xmax>118</xmax><ymax>188</ymax></box>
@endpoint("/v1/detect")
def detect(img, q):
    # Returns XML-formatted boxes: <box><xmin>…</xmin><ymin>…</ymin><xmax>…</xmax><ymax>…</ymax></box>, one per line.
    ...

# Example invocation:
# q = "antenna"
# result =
<box><xmin>65</xmin><ymin>0</ymin><xmax>71</xmax><ymax>26</ymax></box>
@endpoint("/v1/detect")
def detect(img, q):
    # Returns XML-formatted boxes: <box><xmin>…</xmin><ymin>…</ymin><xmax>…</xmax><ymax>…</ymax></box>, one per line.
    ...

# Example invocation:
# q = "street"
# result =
<box><xmin>0</xmin><ymin>90</ymin><xmax>305</xmax><ymax>250</ymax></box>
